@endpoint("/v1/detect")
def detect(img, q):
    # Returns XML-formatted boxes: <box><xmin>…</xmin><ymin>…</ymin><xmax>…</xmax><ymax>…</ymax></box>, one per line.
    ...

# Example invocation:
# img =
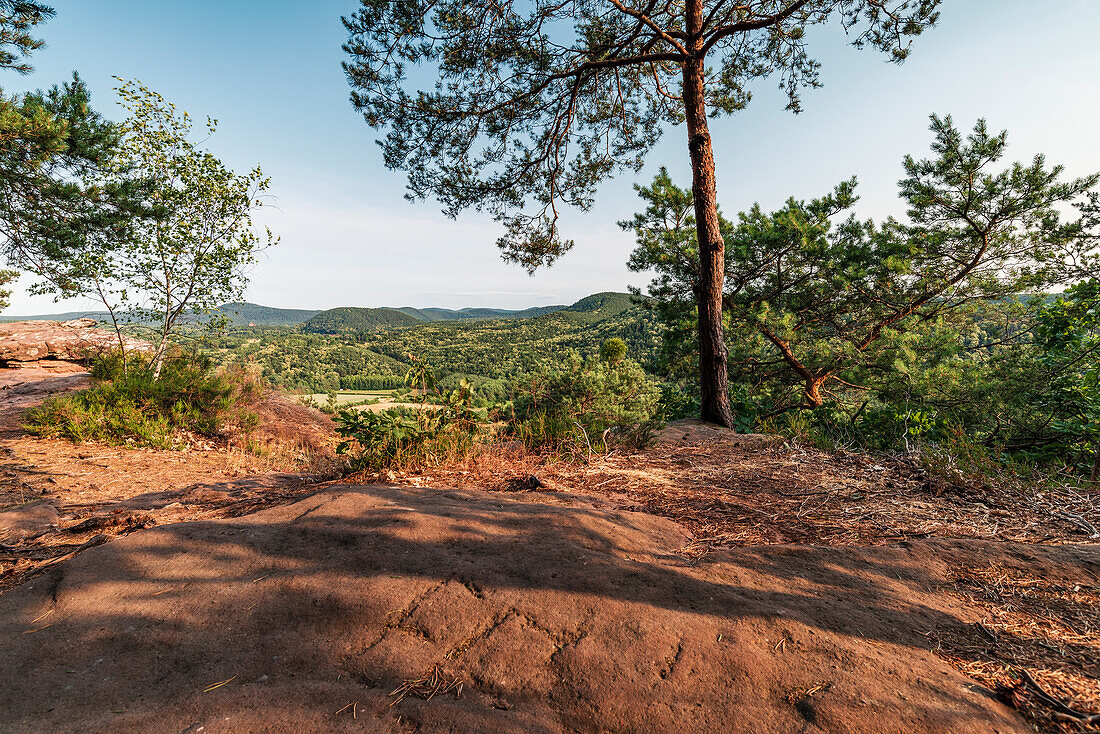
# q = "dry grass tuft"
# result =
<box><xmin>414</xmin><ymin>436</ymin><xmax>1100</xmax><ymax>549</ymax></box>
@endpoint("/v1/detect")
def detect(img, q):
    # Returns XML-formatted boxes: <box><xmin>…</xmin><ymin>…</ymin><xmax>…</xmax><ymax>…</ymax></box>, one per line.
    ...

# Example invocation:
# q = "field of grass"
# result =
<box><xmin>300</xmin><ymin>390</ymin><xmax>441</xmax><ymax>414</ymax></box>
<box><xmin>303</xmin><ymin>390</ymin><xmax>391</xmax><ymax>406</ymax></box>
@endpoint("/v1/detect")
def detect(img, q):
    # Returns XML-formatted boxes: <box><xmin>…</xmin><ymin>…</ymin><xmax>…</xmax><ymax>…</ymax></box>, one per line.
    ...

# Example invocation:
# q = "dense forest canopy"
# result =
<box><xmin>208</xmin><ymin>292</ymin><xmax>659</xmax><ymax>401</ymax></box>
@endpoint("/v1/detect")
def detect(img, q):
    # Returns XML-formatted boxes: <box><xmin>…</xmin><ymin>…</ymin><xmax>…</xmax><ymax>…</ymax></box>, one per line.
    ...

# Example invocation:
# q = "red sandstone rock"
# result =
<box><xmin>0</xmin><ymin>319</ymin><xmax>152</xmax><ymax>364</ymax></box>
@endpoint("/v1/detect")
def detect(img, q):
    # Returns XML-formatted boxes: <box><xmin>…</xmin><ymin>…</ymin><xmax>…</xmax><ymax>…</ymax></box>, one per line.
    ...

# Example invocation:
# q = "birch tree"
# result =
<box><xmin>111</xmin><ymin>80</ymin><xmax>274</xmax><ymax>376</ymax></box>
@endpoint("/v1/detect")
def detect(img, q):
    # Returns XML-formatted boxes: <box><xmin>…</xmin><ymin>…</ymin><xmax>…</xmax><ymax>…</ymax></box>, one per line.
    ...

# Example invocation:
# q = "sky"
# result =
<box><xmin>5</xmin><ymin>0</ymin><xmax>1100</xmax><ymax>314</ymax></box>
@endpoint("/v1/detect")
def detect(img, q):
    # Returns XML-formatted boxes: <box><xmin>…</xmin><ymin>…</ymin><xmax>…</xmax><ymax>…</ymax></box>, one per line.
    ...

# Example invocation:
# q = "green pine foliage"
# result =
<box><xmin>621</xmin><ymin>115</ymin><xmax>1100</xmax><ymax>472</ymax></box>
<box><xmin>507</xmin><ymin>345</ymin><xmax>661</xmax><ymax>456</ymax></box>
<box><xmin>0</xmin><ymin>4</ymin><xmax>143</xmax><ymax>295</ymax></box>
<box><xmin>1</xmin><ymin>74</ymin><xmax>140</xmax><ymax>285</ymax></box>
<box><xmin>0</xmin><ymin>1</ymin><xmax>52</xmax><ymax>74</ymax></box>
<box><xmin>342</xmin><ymin>0</ymin><xmax>939</xmax><ymax>267</ymax></box>
<box><xmin>599</xmin><ymin>337</ymin><xmax>627</xmax><ymax>364</ymax></box>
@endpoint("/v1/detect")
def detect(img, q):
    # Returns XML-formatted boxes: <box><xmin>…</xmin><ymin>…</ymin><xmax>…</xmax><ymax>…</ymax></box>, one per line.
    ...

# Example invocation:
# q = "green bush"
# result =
<box><xmin>335</xmin><ymin>361</ymin><xmax>484</xmax><ymax>472</ymax></box>
<box><xmin>508</xmin><ymin>350</ymin><xmax>661</xmax><ymax>455</ymax></box>
<box><xmin>656</xmin><ymin>379</ymin><xmax>699</xmax><ymax>421</ymax></box>
<box><xmin>24</xmin><ymin>352</ymin><xmax>263</xmax><ymax>449</ymax></box>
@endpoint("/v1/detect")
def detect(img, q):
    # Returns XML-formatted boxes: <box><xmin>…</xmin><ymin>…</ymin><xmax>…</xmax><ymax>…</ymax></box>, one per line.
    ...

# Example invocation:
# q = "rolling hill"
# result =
<box><xmin>217</xmin><ymin>303</ymin><xmax>321</xmax><ymax>326</ymax></box>
<box><xmin>559</xmin><ymin>292</ymin><xmax>635</xmax><ymax>320</ymax></box>
<box><xmin>2</xmin><ymin>294</ymin><xmax>636</xmax><ymax>335</ymax></box>
<box><xmin>393</xmin><ymin>304</ymin><xmax>568</xmax><ymax>322</ymax></box>
<box><xmin>301</xmin><ymin>307</ymin><xmax>421</xmax><ymax>333</ymax></box>
<box><xmin>211</xmin><ymin>292</ymin><xmax>655</xmax><ymax>393</ymax></box>
<box><xmin>0</xmin><ymin>302</ymin><xmax>321</xmax><ymax>327</ymax></box>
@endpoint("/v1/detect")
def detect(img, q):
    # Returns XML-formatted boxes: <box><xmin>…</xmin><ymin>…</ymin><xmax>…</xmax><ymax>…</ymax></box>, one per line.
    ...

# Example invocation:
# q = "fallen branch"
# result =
<box><xmin>1019</xmin><ymin>669</ymin><xmax>1100</xmax><ymax>725</ymax></box>
<box><xmin>39</xmin><ymin>534</ymin><xmax>110</xmax><ymax>568</ymax></box>
<box><xmin>1053</xmin><ymin>511</ymin><xmax>1100</xmax><ymax>539</ymax></box>
<box><xmin>573</xmin><ymin>420</ymin><xmax>594</xmax><ymax>464</ymax></box>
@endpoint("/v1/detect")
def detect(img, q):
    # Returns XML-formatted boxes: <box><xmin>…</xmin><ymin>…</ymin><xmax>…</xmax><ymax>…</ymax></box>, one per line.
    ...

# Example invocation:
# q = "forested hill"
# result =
<box><xmin>301</xmin><ymin>307</ymin><xmax>421</xmax><ymax>333</ymax></box>
<box><xmin>3</xmin><ymin>294</ymin><xmax>633</xmax><ymax>329</ymax></box>
<box><xmin>0</xmin><ymin>302</ymin><xmax>322</xmax><ymax>326</ymax></box>
<box><xmin>300</xmin><ymin>293</ymin><xmax>635</xmax><ymax>334</ymax></box>
<box><xmin>3</xmin><ymin>292</ymin><xmax>1044</xmax><ymax>329</ymax></box>
<box><xmin>218</xmin><ymin>303</ymin><xmax>321</xmax><ymax>326</ymax></box>
<box><xmin>559</xmin><ymin>292</ymin><xmax>635</xmax><ymax>321</ymax></box>
<box><xmin>395</xmin><ymin>304</ymin><xmax>567</xmax><ymax>321</ymax></box>
<box><xmin>210</xmin><ymin>292</ymin><xmax>657</xmax><ymax>396</ymax></box>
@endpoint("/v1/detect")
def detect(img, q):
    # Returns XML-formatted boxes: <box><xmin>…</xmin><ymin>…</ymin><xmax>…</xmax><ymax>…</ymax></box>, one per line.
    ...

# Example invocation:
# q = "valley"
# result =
<box><xmin>206</xmin><ymin>292</ymin><xmax>662</xmax><ymax>398</ymax></box>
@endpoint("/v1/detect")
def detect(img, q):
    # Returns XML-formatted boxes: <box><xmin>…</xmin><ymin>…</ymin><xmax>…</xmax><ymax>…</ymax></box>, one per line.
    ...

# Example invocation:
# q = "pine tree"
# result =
<box><xmin>0</xmin><ymin>1</ymin><xmax>53</xmax><ymax>74</ymax></box>
<box><xmin>342</xmin><ymin>0</ymin><xmax>941</xmax><ymax>426</ymax></box>
<box><xmin>625</xmin><ymin>116</ymin><xmax>1100</xmax><ymax>412</ymax></box>
<box><xmin>0</xmin><ymin>2</ymin><xmax>141</xmax><ymax>294</ymax></box>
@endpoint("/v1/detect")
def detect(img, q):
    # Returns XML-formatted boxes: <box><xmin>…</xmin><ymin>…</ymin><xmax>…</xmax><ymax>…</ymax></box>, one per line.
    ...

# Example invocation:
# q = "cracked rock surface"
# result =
<box><xmin>0</xmin><ymin>319</ymin><xmax>152</xmax><ymax>364</ymax></box>
<box><xmin>2</xmin><ymin>484</ymin><xmax>1089</xmax><ymax>732</ymax></box>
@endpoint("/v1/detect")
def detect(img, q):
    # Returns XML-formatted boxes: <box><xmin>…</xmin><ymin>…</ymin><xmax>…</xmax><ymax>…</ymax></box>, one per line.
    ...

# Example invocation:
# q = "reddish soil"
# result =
<box><xmin>0</xmin><ymin>365</ymin><xmax>338</xmax><ymax>592</ymax></box>
<box><xmin>1</xmin><ymin>370</ymin><xmax>1098</xmax><ymax>732</ymax></box>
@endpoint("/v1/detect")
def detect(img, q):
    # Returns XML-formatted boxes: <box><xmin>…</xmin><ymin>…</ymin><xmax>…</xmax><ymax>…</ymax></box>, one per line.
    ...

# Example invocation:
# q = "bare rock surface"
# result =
<box><xmin>0</xmin><ymin>363</ymin><xmax>90</xmax><ymax>429</ymax></box>
<box><xmin>0</xmin><ymin>501</ymin><xmax>59</xmax><ymax>542</ymax></box>
<box><xmin>0</xmin><ymin>319</ymin><xmax>152</xmax><ymax>364</ymax></box>
<box><xmin>0</xmin><ymin>483</ymin><xmax>1073</xmax><ymax>733</ymax></box>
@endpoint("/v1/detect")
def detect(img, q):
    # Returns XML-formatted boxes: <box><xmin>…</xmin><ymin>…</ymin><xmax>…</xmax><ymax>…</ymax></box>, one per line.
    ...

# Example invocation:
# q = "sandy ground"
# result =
<box><xmin>0</xmin><ymin>365</ymin><xmax>338</xmax><ymax>592</ymax></box>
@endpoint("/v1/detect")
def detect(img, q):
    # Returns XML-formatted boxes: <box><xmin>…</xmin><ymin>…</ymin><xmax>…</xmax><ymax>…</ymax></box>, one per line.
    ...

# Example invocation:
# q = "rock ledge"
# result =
<box><xmin>0</xmin><ymin>319</ymin><xmax>152</xmax><ymax>364</ymax></box>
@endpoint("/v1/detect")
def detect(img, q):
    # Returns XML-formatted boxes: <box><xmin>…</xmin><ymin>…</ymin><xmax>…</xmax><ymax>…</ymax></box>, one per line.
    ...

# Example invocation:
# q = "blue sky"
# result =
<box><xmin>6</xmin><ymin>0</ymin><xmax>1100</xmax><ymax>312</ymax></box>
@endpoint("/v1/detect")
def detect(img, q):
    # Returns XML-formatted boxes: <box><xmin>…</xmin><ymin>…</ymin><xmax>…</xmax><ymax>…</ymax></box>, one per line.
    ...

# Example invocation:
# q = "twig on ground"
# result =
<box><xmin>1053</xmin><ymin>511</ymin><xmax>1099</xmax><ymax>539</ymax></box>
<box><xmin>1019</xmin><ymin>669</ymin><xmax>1100</xmax><ymax>725</ymax></box>
<box><xmin>389</xmin><ymin>668</ymin><xmax>463</xmax><ymax>706</ymax></box>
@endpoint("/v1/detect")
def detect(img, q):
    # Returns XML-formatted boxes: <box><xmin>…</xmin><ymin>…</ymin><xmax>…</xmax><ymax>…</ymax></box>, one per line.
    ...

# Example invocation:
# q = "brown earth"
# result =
<box><xmin>0</xmin><ymin>364</ymin><xmax>339</xmax><ymax>591</ymax></box>
<box><xmin>1</xmin><ymin>369</ymin><xmax>1098</xmax><ymax>732</ymax></box>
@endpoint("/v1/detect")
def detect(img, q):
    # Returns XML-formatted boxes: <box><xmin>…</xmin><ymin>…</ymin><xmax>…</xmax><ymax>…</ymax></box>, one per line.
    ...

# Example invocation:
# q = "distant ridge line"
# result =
<box><xmin>1</xmin><ymin>292</ymin><xmax>635</xmax><ymax>328</ymax></box>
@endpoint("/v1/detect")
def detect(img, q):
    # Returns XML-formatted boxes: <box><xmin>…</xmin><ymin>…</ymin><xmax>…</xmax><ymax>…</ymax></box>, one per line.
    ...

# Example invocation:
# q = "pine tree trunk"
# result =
<box><xmin>683</xmin><ymin>11</ymin><xmax>735</xmax><ymax>429</ymax></box>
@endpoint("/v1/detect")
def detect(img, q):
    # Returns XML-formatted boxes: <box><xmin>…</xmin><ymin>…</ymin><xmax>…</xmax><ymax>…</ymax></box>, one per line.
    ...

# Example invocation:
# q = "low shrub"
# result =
<box><xmin>507</xmin><ymin>346</ymin><xmax>661</xmax><ymax>457</ymax></box>
<box><xmin>335</xmin><ymin>361</ymin><xmax>485</xmax><ymax>472</ymax></box>
<box><xmin>24</xmin><ymin>351</ymin><xmax>263</xmax><ymax>449</ymax></box>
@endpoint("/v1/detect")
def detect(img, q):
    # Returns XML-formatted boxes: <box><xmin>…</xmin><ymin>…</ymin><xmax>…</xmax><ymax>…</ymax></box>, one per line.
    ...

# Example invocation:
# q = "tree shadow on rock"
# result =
<box><xmin>0</xmin><ymin>483</ymin><xmax>1069</xmax><ymax>733</ymax></box>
